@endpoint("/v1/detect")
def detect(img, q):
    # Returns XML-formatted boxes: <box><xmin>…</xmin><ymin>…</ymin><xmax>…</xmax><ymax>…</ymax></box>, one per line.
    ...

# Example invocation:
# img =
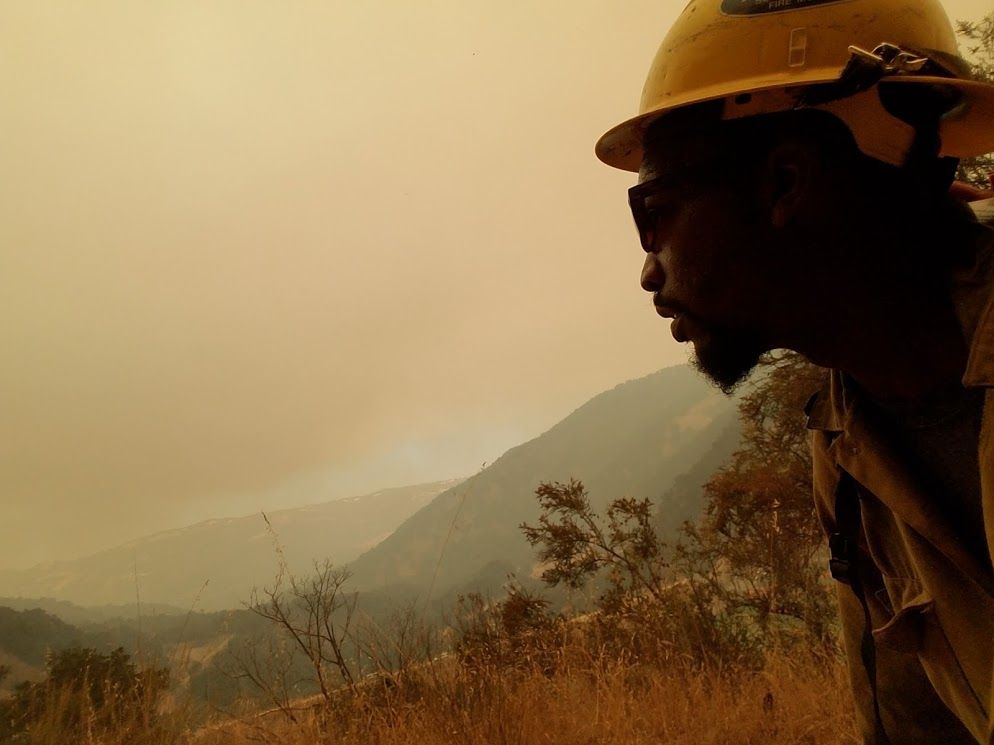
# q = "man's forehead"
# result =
<box><xmin>639</xmin><ymin>125</ymin><xmax>723</xmax><ymax>183</ymax></box>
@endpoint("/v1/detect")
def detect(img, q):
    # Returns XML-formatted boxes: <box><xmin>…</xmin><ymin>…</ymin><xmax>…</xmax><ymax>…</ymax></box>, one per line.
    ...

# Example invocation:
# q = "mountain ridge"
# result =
<box><xmin>1</xmin><ymin>365</ymin><xmax>741</xmax><ymax>613</ymax></box>
<box><xmin>0</xmin><ymin>480</ymin><xmax>461</xmax><ymax>610</ymax></box>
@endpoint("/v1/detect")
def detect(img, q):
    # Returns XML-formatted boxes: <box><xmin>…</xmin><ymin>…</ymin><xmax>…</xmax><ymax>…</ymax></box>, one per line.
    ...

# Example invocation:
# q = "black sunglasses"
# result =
<box><xmin>628</xmin><ymin>161</ymin><xmax>730</xmax><ymax>252</ymax></box>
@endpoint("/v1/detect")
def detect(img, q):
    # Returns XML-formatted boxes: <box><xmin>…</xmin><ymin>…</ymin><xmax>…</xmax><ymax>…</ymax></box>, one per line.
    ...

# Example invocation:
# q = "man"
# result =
<box><xmin>595</xmin><ymin>1</ymin><xmax>994</xmax><ymax>743</ymax></box>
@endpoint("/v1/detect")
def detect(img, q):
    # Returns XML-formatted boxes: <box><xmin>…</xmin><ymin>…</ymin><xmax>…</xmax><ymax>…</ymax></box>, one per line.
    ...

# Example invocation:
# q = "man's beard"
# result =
<box><xmin>689</xmin><ymin>325</ymin><xmax>764</xmax><ymax>395</ymax></box>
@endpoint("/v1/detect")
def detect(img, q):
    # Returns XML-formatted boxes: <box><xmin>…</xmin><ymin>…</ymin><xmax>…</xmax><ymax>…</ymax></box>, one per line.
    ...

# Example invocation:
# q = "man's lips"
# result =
<box><xmin>652</xmin><ymin>293</ymin><xmax>683</xmax><ymax>319</ymax></box>
<box><xmin>653</xmin><ymin>295</ymin><xmax>691</xmax><ymax>342</ymax></box>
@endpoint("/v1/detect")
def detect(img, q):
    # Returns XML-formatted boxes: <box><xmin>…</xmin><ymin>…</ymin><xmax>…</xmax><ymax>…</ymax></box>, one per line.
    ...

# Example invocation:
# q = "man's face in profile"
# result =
<box><xmin>635</xmin><ymin>128</ymin><xmax>778</xmax><ymax>393</ymax></box>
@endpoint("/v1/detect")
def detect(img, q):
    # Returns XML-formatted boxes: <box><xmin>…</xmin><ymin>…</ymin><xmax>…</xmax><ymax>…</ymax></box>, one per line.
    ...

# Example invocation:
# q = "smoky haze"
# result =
<box><xmin>1</xmin><ymin>0</ymin><xmax>987</xmax><ymax>570</ymax></box>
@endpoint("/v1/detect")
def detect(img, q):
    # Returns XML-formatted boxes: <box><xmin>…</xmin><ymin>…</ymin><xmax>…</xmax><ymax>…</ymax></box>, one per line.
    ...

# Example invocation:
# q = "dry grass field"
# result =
<box><xmin>197</xmin><ymin>651</ymin><xmax>858</xmax><ymax>745</ymax></box>
<box><xmin>5</xmin><ymin>637</ymin><xmax>859</xmax><ymax>745</ymax></box>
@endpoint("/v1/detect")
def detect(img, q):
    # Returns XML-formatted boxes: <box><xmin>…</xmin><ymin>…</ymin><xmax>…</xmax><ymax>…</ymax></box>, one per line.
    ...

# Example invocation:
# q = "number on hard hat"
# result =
<box><xmin>595</xmin><ymin>0</ymin><xmax>994</xmax><ymax>173</ymax></box>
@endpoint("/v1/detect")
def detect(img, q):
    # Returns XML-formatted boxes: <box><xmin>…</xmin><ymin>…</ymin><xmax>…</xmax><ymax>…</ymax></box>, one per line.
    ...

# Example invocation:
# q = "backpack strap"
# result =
<box><xmin>829</xmin><ymin>470</ymin><xmax>891</xmax><ymax>745</ymax></box>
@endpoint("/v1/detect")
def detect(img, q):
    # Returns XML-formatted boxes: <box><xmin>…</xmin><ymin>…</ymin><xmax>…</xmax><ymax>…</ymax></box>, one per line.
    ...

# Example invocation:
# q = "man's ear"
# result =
<box><xmin>762</xmin><ymin>141</ymin><xmax>819</xmax><ymax>229</ymax></box>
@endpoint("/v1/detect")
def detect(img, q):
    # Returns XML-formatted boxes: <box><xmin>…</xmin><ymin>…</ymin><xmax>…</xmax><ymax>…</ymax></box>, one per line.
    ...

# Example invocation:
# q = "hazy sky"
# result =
<box><xmin>1</xmin><ymin>0</ymin><xmax>989</xmax><ymax>569</ymax></box>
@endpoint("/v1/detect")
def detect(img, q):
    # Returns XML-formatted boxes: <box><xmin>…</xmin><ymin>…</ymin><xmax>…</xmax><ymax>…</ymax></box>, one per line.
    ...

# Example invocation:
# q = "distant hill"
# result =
<box><xmin>0</xmin><ymin>606</ymin><xmax>80</xmax><ymax>667</ymax></box>
<box><xmin>0</xmin><ymin>366</ymin><xmax>743</xmax><ymax>704</ymax></box>
<box><xmin>0</xmin><ymin>481</ymin><xmax>459</xmax><ymax>611</ymax></box>
<box><xmin>347</xmin><ymin>365</ymin><xmax>738</xmax><ymax>598</ymax></box>
<box><xmin>0</xmin><ymin>601</ymin><xmax>270</xmax><ymax>702</ymax></box>
<box><xmin>0</xmin><ymin>597</ymin><xmax>186</xmax><ymax>626</ymax></box>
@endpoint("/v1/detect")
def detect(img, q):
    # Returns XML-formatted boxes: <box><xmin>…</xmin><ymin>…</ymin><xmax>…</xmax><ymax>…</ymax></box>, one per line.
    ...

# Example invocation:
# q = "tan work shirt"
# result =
<box><xmin>807</xmin><ymin>219</ymin><xmax>994</xmax><ymax>744</ymax></box>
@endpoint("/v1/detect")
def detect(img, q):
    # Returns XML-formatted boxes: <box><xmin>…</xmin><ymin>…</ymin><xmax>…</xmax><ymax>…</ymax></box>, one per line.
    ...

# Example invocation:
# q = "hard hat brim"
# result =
<box><xmin>595</xmin><ymin>73</ymin><xmax>994</xmax><ymax>173</ymax></box>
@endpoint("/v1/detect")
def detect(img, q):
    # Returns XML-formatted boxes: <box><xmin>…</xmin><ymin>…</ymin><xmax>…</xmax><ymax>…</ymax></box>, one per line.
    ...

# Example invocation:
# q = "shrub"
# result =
<box><xmin>0</xmin><ymin>646</ymin><xmax>169</xmax><ymax>743</ymax></box>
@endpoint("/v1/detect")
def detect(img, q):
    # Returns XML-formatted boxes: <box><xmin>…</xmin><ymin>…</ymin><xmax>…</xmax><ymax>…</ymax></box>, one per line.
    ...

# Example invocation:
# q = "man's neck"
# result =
<box><xmin>792</xmin><ymin>283</ymin><xmax>968</xmax><ymax>404</ymax></box>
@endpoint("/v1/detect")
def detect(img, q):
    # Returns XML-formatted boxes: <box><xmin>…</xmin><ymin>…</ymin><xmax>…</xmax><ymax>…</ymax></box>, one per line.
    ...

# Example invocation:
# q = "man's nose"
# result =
<box><xmin>641</xmin><ymin>252</ymin><xmax>664</xmax><ymax>292</ymax></box>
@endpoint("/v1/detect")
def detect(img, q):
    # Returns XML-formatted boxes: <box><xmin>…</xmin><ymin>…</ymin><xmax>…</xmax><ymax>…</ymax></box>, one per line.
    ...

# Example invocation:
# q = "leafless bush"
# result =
<box><xmin>227</xmin><ymin>553</ymin><xmax>358</xmax><ymax>723</ymax></box>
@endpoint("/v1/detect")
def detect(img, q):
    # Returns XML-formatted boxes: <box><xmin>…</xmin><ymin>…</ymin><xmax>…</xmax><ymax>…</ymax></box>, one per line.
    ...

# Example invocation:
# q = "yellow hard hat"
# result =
<box><xmin>596</xmin><ymin>0</ymin><xmax>994</xmax><ymax>172</ymax></box>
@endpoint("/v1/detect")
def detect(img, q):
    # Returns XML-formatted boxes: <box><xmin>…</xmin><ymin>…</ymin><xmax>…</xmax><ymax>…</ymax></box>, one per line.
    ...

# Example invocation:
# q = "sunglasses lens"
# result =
<box><xmin>640</xmin><ymin>220</ymin><xmax>655</xmax><ymax>252</ymax></box>
<box><xmin>629</xmin><ymin>194</ymin><xmax>655</xmax><ymax>252</ymax></box>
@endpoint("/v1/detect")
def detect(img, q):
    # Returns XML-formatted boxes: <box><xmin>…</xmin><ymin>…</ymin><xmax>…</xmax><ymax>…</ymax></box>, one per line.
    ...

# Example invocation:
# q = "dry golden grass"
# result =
<box><xmin>7</xmin><ymin>641</ymin><xmax>859</xmax><ymax>744</ymax></box>
<box><xmin>6</xmin><ymin>591</ymin><xmax>858</xmax><ymax>744</ymax></box>
<box><xmin>196</xmin><ymin>649</ymin><xmax>859</xmax><ymax>745</ymax></box>
<box><xmin>7</xmin><ymin>684</ymin><xmax>187</xmax><ymax>745</ymax></box>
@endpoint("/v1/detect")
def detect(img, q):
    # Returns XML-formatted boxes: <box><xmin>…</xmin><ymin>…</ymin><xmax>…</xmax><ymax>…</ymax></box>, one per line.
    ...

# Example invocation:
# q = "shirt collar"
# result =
<box><xmin>805</xmin><ymin>371</ymin><xmax>849</xmax><ymax>433</ymax></box>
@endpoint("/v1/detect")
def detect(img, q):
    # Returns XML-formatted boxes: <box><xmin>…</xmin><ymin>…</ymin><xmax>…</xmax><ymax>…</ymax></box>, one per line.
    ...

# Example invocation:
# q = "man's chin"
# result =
<box><xmin>689</xmin><ymin>332</ymin><xmax>763</xmax><ymax>395</ymax></box>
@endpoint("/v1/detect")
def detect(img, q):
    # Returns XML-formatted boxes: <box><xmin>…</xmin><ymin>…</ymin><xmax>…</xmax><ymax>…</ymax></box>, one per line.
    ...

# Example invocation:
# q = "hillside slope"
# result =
<box><xmin>0</xmin><ymin>481</ymin><xmax>459</xmax><ymax>610</ymax></box>
<box><xmin>348</xmin><ymin>365</ymin><xmax>737</xmax><ymax>597</ymax></box>
<box><xmin>653</xmin><ymin>414</ymin><xmax>741</xmax><ymax>538</ymax></box>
